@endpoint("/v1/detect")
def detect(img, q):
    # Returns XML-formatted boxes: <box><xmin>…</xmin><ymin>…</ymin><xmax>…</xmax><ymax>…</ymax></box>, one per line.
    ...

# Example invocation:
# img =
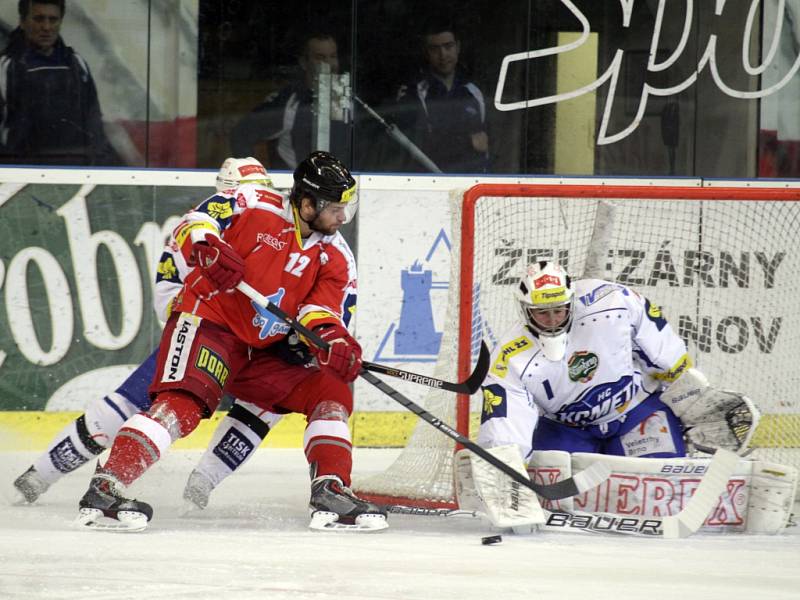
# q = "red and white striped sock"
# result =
<box><xmin>303</xmin><ymin>419</ymin><xmax>353</xmax><ymax>486</ymax></box>
<box><xmin>102</xmin><ymin>414</ymin><xmax>173</xmax><ymax>486</ymax></box>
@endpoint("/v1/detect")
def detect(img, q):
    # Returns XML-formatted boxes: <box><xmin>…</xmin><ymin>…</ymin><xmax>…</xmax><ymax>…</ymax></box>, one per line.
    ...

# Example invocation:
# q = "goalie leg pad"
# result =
<box><xmin>527</xmin><ymin>450</ymin><xmax>575</xmax><ymax>511</ymax></box>
<box><xmin>455</xmin><ymin>445</ymin><xmax>545</xmax><ymax>530</ymax></box>
<box><xmin>454</xmin><ymin>448</ymin><xmax>486</xmax><ymax>514</ymax></box>
<box><xmin>532</xmin><ymin>452</ymin><xmax>795</xmax><ymax>534</ymax></box>
<box><xmin>745</xmin><ymin>461</ymin><xmax>799</xmax><ymax>534</ymax></box>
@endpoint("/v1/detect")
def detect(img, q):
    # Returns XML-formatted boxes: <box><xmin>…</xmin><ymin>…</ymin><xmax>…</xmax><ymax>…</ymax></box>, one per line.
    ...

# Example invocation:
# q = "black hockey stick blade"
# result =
<box><xmin>235</xmin><ymin>282</ymin><xmax>607</xmax><ymax>501</ymax></box>
<box><xmin>361</xmin><ymin>341</ymin><xmax>490</xmax><ymax>394</ymax></box>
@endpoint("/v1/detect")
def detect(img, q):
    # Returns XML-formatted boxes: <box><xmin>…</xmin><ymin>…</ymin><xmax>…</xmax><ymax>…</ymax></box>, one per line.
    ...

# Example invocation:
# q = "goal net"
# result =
<box><xmin>354</xmin><ymin>183</ymin><xmax>800</xmax><ymax>508</ymax></box>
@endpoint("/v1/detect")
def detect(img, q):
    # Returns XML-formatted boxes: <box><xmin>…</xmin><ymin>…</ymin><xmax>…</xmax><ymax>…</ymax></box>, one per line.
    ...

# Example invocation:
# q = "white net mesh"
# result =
<box><xmin>355</xmin><ymin>185</ymin><xmax>800</xmax><ymax>505</ymax></box>
<box><xmin>353</xmin><ymin>189</ymin><xmax>466</xmax><ymax>507</ymax></box>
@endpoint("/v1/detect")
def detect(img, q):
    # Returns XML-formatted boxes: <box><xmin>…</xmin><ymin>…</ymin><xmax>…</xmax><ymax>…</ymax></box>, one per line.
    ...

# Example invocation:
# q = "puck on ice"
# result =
<box><xmin>481</xmin><ymin>535</ymin><xmax>502</xmax><ymax>545</ymax></box>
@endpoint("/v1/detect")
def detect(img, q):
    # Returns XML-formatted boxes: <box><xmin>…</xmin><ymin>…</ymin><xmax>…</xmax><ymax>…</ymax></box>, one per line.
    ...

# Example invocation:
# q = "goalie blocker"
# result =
<box><xmin>529</xmin><ymin>450</ymin><xmax>797</xmax><ymax>534</ymax></box>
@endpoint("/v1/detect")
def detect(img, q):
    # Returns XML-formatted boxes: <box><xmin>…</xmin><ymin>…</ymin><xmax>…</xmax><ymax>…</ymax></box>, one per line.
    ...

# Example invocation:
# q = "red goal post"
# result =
<box><xmin>355</xmin><ymin>182</ymin><xmax>800</xmax><ymax>509</ymax></box>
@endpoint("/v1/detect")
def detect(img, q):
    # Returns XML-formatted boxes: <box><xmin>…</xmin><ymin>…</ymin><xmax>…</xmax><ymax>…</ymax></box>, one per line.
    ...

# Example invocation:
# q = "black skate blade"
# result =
<box><xmin>309</xmin><ymin>510</ymin><xmax>388</xmax><ymax>533</ymax></box>
<box><xmin>73</xmin><ymin>508</ymin><xmax>149</xmax><ymax>533</ymax></box>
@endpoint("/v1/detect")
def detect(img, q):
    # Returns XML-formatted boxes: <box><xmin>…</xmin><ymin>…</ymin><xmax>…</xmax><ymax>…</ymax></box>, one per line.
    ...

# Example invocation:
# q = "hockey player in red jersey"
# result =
<box><xmin>12</xmin><ymin>156</ymin><xmax>285</xmax><ymax>506</ymax></box>
<box><xmin>75</xmin><ymin>151</ymin><xmax>388</xmax><ymax>532</ymax></box>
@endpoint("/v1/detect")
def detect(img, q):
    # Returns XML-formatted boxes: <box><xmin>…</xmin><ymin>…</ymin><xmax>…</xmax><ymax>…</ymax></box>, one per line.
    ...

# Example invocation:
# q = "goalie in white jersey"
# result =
<box><xmin>470</xmin><ymin>262</ymin><xmax>799</xmax><ymax>535</ymax></box>
<box><xmin>478</xmin><ymin>261</ymin><xmax>757</xmax><ymax>460</ymax></box>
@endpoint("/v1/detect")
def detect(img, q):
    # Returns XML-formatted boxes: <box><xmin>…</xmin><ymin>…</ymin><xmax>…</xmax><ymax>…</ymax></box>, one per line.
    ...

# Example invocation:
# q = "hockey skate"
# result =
<box><xmin>74</xmin><ymin>464</ymin><xmax>153</xmax><ymax>533</ymax></box>
<box><xmin>181</xmin><ymin>469</ymin><xmax>215</xmax><ymax>513</ymax></box>
<box><xmin>13</xmin><ymin>466</ymin><xmax>50</xmax><ymax>504</ymax></box>
<box><xmin>308</xmin><ymin>475</ymin><xmax>388</xmax><ymax>532</ymax></box>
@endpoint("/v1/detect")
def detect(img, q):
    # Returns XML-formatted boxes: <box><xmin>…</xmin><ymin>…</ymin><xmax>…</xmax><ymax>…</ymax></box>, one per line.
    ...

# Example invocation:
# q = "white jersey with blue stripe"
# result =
<box><xmin>477</xmin><ymin>279</ymin><xmax>691</xmax><ymax>460</ymax></box>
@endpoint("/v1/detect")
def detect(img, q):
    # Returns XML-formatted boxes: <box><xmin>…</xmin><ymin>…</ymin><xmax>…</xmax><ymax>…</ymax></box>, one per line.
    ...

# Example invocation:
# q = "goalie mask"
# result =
<box><xmin>216</xmin><ymin>157</ymin><xmax>273</xmax><ymax>192</ymax></box>
<box><xmin>290</xmin><ymin>151</ymin><xmax>358</xmax><ymax>226</ymax></box>
<box><xmin>516</xmin><ymin>261</ymin><xmax>574</xmax><ymax>361</ymax></box>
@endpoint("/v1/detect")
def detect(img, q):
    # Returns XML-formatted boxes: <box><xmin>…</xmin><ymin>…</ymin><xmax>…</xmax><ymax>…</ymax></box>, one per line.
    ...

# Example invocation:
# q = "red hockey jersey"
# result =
<box><xmin>171</xmin><ymin>183</ymin><xmax>357</xmax><ymax>348</ymax></box>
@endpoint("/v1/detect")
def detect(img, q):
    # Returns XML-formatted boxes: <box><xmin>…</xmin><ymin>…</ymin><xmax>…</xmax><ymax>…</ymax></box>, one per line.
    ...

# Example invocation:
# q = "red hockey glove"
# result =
<box><xmin>312</xmin><ymin>324</ymin><xmax>363</xmax><ymax>383</ymax></box>
<box><xmin>187</xmin><ymin>234</ymin><xmax>244</xmax><ymax>299</ymax></box>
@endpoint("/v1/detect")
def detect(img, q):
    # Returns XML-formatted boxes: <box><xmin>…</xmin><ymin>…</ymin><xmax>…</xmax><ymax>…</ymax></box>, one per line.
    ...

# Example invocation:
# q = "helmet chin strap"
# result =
<box><xmin>291</xmin><ymin>202</ymin><xmax>313</xmax><ymax>240</ymax></box>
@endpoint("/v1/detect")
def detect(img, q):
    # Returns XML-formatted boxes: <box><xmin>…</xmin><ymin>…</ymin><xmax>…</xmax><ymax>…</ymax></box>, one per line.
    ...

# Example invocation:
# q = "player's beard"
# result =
<box><xmin>310</xmin><ymin>216</ymin><xmax>339</xmax><ymax>236</ymax></box>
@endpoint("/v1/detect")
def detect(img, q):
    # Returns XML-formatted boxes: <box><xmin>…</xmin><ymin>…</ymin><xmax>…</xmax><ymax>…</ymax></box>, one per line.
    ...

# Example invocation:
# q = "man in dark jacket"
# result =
<box><xmin>0</xmin><ymin>0</ymin><xmax>118</xmax><ymax>166</ymax></box>
<box><xmin>394</xmin><ymin>20</ymin><xmax>489</xmax><ymax>173</ymax></box>
<box><xmin>230</xmin><ymin>32</ymin><xmax>350</xmax><ymax>170</ymax></box>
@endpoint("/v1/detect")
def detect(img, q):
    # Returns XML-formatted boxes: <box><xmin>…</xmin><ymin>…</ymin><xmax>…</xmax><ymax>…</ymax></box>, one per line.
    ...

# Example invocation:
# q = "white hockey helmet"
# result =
<box><xmin>516</xmin><ymin>261</ymin><xmax>574</xmax><ymax>361</ymax></box>
<box><xmin>216</xmin><ymin>157</ymin><xmax>273</xmax><ymax>192</ymax></box>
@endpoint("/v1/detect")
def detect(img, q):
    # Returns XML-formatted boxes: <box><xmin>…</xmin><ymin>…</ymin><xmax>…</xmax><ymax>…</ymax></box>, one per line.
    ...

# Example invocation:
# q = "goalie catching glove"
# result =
<box><xmin>311</xmin><ymin>324</ymin><xmax>362</xmax><ymax>383</ymax></box>
<box><xmin>185</xmin><ymin>233</ymin><xmax>245</xmax><ymax>299</ymax></box>
<box><xmin>660</xmin><ymin>367</ymin><xmax>760</xmax><ymax>455</ymax></box>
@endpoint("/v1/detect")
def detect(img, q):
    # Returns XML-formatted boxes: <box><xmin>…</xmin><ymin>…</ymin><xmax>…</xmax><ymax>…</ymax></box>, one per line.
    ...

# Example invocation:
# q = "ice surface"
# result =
<box><xmin>1</xmin><ymin>449</ymin><xmax>798</xmax><ymax>600</ymax></box>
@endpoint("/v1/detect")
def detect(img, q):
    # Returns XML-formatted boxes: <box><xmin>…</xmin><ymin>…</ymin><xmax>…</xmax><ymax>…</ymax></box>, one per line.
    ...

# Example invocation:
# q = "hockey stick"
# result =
<box><xmin>360</xmin><ymin>341</ymin><xmax>490</xmax><ymax>394</ymax></box>
<box><xmin>236</xmin><ymin>281</ymin><xmax>608</xmax><ymax>501</ymax></box>
<box><xmin>354</xmin><ymin>95</ymin><xmax>443</xmax><ymax>173</ymax></box>
<box><xmin>357</xmin><ymin>369</ymin><xmax>609</xmax><ymax>501</ymax></box>
<box><xmin>384</xmin><ymin>448</ymin><xmax>740</xmax><ymax>539</ymax></box>
<box><xmin>383</xmin><ymin>505</ymin><xmax>667</xmax><ymax>537</ymax></box>
<box><xmin>240</xmin><ymin>280</ymin><xmax>488</xmax><ymax>393</ymax></box>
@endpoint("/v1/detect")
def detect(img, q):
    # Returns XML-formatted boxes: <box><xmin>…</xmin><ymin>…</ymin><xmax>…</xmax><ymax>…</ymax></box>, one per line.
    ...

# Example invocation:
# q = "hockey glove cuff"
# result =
<box><xmin>190</xmin><ymin>234</ymin><xmax>245</xmax><ymax>297</ymax></box>
<box><xmin>312</xmin><ymin>324</ymin><xmax>362</xmax><ymax>383</ymax></box>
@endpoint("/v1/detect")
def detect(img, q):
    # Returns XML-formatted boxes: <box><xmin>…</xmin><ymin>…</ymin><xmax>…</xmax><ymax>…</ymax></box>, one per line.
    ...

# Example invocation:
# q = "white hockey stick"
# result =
<box><xmin>660</xmin><ymin>447</ymin><xmax>740</xmax><ymax>538</ymax></box>
<box><xmin>386</xmin><ymin>448</ymin><xmax>741</xmax><ymax>539</ymax></box>
<box><xmin>384</xmin><ymin>506</ymin><xmax>671</xmax><ymax>537</ymax></box>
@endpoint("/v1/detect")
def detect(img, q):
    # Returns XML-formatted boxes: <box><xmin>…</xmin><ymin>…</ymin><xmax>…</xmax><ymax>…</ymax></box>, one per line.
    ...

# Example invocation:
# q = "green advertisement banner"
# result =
<box><xmin>0</xmin><ymin>183</ymin><xmax>209</xmax><ymax>410</ymax></box>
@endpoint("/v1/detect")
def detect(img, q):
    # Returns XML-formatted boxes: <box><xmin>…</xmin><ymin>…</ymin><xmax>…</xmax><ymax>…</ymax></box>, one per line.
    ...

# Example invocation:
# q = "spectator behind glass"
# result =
<box><xmin>0</xmin><ymin>0</ymin><xmax>118</xmax><ymax>166</ymax></box>
<box><xmin>230</xmin><ymin>32</ymin><xmax>350</xmax><ymax>170</ymax></box>
<box><xmin>394</xmin><ymin>20</ymin><xmax>489</xmax><ymax>173</ymax></box>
